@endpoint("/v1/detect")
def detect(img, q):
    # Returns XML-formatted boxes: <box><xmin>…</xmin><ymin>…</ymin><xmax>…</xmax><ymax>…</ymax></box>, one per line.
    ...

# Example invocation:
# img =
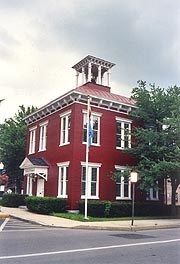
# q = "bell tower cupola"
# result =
<box><xmin>72</xmin><ymin>55</ymin><xmax>115</xmax><ymax>87</ymax></box>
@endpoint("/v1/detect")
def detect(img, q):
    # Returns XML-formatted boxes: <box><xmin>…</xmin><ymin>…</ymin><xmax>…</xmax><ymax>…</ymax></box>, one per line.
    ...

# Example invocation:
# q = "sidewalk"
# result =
<box><xmin>0</xmin><ymin>206</ymin><xmax>180</xmax><ymax>231</ymax></box>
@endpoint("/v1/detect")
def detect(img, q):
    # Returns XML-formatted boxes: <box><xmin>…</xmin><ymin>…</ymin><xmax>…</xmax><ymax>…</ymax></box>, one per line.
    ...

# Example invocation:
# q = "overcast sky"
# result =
<box><xmin>0</xmin><ymin>0</ymin><xmax>180</xmax><ymax>123</ymax></box>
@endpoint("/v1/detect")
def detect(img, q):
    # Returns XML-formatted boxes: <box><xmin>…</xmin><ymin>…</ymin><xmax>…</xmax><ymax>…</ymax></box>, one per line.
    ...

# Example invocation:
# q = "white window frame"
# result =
<box><xmin>39</xmin><ymin>121</ymin><xmax>48</xmax><ymax>152</ymax></box>
<box><xmin>57</xmin><ymin>161</ymin><xmax>69</xmax><ymax>198</ymax></box>
<box><xmin>60</xmin><ymin>110</ymin><xmax>71</xmax><ymax>146</ymax></box>
<box><xmin>28</xmin><ymin>126</ymin><xmax>37</xmax><ymax>154</ymax></box>
<box><xmin>116</xmin><ymin>117</ymin><xmax>132</xmax><ymax>149</ymax></box>
<box><xmin>115</xmin><ymin>166</ymin><xmax>131</xmax><ymax>200</ymax></box>
<box><xmin>81</xmin><ymin>162</ymin><xmax>101</xmax><ymax>199</ymax></box>
<box><xmin>82</xmin><ymin>110</ymin><xmax>102</xmax><ymax>146</ymax></box>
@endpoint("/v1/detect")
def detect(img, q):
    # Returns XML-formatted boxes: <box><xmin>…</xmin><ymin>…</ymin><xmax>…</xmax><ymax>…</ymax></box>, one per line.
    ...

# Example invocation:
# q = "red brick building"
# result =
<box><xmin>20</xmin><ymin>55</ymin><xmax>162</xmax><ymax>209</ymax></box>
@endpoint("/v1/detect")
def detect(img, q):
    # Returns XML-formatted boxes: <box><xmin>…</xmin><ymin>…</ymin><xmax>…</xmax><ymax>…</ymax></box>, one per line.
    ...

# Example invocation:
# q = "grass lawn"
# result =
<box><xmin>52</xmin><ymin>212</ymin><xmax>174</xmax><ymax>222</ymax></box>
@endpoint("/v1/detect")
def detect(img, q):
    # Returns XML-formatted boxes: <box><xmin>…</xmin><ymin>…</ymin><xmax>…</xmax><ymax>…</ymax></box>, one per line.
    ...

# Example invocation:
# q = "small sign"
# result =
<box><xmin>130</xmin><ymin>171</ymin><xmax>138</xmax><ymax>183</ymax></box>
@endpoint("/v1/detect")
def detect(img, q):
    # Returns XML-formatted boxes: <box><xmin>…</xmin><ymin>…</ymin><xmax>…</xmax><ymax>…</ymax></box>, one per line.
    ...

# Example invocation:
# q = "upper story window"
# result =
<box><xmin>60</xmin><ymin>110</ymin><xmax>71</xmax><ymax>146</ymax></box>
<box><xmin>81</xmin><ymin>162</ymin><xmax>101</xmax><ymax>199</ymax></box>
<box><xmin>39</xmin><ymin>121</ymin><xmax>48</xmax><ymax>152</ymax></box>
<box><xmin>57</xmin><ymin>162</ymin><xmax>69</xmax><ymax>198</ymax></box>
<box><xmin>28</xmin><ymin>126</ymin><xmax>37</xmax><ymax>154</ymax></box>
<box><xmin>116</xmin><ymin>117</ymin><xmax>132</xmax><ymax>149</ymax></box>
<box><xmin>115</xmin><ymin>166</ymin><xmax>131</xmax><ymax>200</ymax></box>
<box><xmin>82</xmin><ymin>110</ymin><xmax>102</xmax><ymax>146</ymax></box>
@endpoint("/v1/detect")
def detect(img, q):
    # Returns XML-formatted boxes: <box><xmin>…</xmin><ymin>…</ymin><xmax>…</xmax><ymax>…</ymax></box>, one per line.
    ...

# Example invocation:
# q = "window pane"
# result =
<box><xmin>116</xmin><ymin>184</ymin><xmax>121</xmax><ymax>196</ymax></box>
<box><xmin>61</xmin><ymin>114</ymin><xmax>71</xmax><ymax>145</ymax></box>
<box><xmin>29</xmin><ymin>129</ymin><xmax>36</xmax><ymax>154</ymax></box>
<box><xmin>116</xmin><ymin>171</ymin><xmax>130</xmax><ymax>198</ymax></box>
<box><xmin>116</xmin><ymin>122</ymin><xmax>121</xmax><ymax>133</ymax></box>
<box><xmin>91</xmin><ymin>168</ymin><xmax>97</xmax><ymax>181</ymax></box>
<box><xmin>66</xmin><ymin>167</ymin><xmax>69</xmax><ymax>180</ymax></box>
<box><xmin>68</xmin><ymin>116</ymin><xmax>70</xmax><ymax>142</ymax></box>
<box><xmin>124</xmin><ymin>138</ymin><xmax>129</xmax><ymax>148</ymax></box>
<box><xmin>62</xmin><ymin>130</ymin><xmax>65</xmax><ymax>144</ymax></box>
<box><xmin>81</xmin><ymin>182</ymin><xmax>85</xmax><ymax>195</ymax></box>
<box><xmin>83</xmin><ymin>114</ymin><xmax>100</xmax><ymax>145</ymax></box>
<box><xmin>124</xmin><ymin>184</ymin><xmax>129</xmax><ymax>197</ymax></box>
<box><xmin>93</xmin><ymin>117</ymin><xmax>98</xmax><ymax>130</ymax></box>
<box><xmin>91</xmin><ymin>182</ymin><xmax>96</xmax><ymax>196</ymax></box>
<box><xmin>116</xmin><ymin>122</ymin><xmax>121</xmax><ymax>147</ymax></box>
<box><xmin>93</xmin><ymin>131</ymin><xmax>98</xmax><ymax>144</ymax></box>
<box><xmin>83</xmin><ymin>128</ymin><xmax>87</xmax><ymax>142</ymax></box>
<box><xmin>68</xmin><ymin>116</ymin><xmax>71</xmax><ymax>128</ymax></box>
<box><xmin>124</xmin><ymin>123</ymin><xmax>129</xmax><ymax>148</ymax></box>
<box><xmin>82</xmin><ymin>167</ymin><xmax>86</xmax><ymax>181</ymax></box>
<box><xmin>116</xmin><ymin>135</ymin><xmax>121</xmax><ymax>147</ymax></box>
<box><xmin>81</xmin><ymin>167</ymin><xmax>86</xmax><ymax>195</ymax></box>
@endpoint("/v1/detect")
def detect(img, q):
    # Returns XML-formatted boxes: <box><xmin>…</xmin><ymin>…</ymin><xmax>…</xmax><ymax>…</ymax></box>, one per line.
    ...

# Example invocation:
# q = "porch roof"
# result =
<box><xmin>20</xmin><ymin>157</ymin><xmax>48</xmax><ymax>181</ymax></box>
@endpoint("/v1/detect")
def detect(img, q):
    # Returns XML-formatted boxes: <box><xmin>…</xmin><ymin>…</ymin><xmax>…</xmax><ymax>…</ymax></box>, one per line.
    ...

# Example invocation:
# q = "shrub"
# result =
<box><xmin>109</xmin><ymin>202</ymin><xmax>131</xmax><ymax>217</ymax></box>
<box><xmin>1</xmin><ymin>193</ymin><xmax>27</xmax><ymax>207</ymax></box>
<box><xmin>134</xmin><ymin>202</ymin><xmax>171</xmax><ymax>217</ymax></box>
<box><xmin>78</xmin><ymin>200</ymin><xmax>109</xmax><ymax>217</ymax></box>
<box><xmin>78</xmin><ymin>200</ymin><xmax>172</xmax><ymax>218</ymax></box>
<box><xmin>25</xmin><ymin>196</ymin><xmax>68</xmax><ymax>215</ymax></box>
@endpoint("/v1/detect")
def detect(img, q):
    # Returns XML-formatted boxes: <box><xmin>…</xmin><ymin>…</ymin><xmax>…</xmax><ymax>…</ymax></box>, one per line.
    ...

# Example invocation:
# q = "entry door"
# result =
<box><xmin>36</xmin><ymin>177</ymin><xmax>44</xmax><ymax>197</ymax></box>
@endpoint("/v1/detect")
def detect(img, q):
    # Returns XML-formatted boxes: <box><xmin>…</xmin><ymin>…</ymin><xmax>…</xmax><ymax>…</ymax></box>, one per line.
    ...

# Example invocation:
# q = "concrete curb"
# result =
<box><xmin>0</xmin><ymin>213</ymin><xmax>10</xmax><ymax>218</ymax></box>
<box><xmin>72</xmin><ymin>223</ymin><xmax>180</xmax><ymax>232</ymax></box>
<box><xmin>1</xmin><ymin>206</ymin><xmax>180</xmax><ymax>231</ymax></box>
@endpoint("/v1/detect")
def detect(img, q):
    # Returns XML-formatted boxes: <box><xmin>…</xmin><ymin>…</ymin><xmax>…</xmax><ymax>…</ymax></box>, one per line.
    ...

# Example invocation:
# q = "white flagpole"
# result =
<box><xmin>84</xmin><ymin>95</ymin><xmax>90</xmax><ymax>219</ymax></box>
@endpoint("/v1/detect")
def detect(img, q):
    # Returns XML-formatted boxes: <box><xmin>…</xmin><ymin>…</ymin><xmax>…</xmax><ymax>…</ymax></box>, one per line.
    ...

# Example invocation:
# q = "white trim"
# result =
<box><xmin>81</xmin><ymin>162</ymin><xmax>101</xmax><ymax>199</ymax></box>
<box><xmin>25</xmin><ymin>98</ymin><xmax>135</xmax><ymax>126</ymax></box>
<box><xmin>115</xmin><ymin>116</ymin><xmax>132</xmax><ymax>123</ymax></box>
<box><xmin>57</xmin><ymin>161</ymin><xmax>70</xmax><ymax>167</ymax></box>
<box><xmin>29</xmin><ymin>125</ymin><xmax>37</xmax><ymax>131</ymax></box>
<box><xmin>115</xmin><ymin>165</ymin><xmax>131</xmax><ymax>200</ymax></box>
<box><xmin>115</xmin><ymin>165</ymin><xmax>128</xmax><ymax>170</ymax></box>
<box><xmin>39</xmin><ymin>120</ymin><xmax>48</xmax><ymax>126</ymax></box>
<box><xmin>116</xmin><ymin>118</ymin><xmax>132</xmax><ymax>149</ymax></box>
<box><xmin>57</xmin><ymin>162</ymin><xmax>69</xmax><ymax>198</ymax></box>
<box><xmin>24</xmin><ymin>167</ymin><xmax>48</xmax><ymax>181</ymax></box>
<box><xmin>81</xmin><ymin>162</ymin><xmax>102</xmax><ymax>167</ymax></box>
<box><xmin>82</xmin><ymin>112</ymin><xmax>101</xmax><ymax>146</ymax></box>
<box><xmin>59</xmin><ymin>110</ymin><xmax>72</xmax><ymax>118</ymax></box>
<box><xmin>38</xmin><ymin>122</ymin><xmax>48</xmax><ymax>152</ymax></box>
<box><xmin>28</xmin><ymin>127</ymin><xmax>36</xmax><ymax>154</ymax></box>
<box><xmin>82</xmin><ymin>109</ymin><xmax>102</xmax><ymax>117</ymax></box>
<box><xmin>60</xmin><ymin>111</ymin><xmax>71</xmax><ymax>146</ymax></box>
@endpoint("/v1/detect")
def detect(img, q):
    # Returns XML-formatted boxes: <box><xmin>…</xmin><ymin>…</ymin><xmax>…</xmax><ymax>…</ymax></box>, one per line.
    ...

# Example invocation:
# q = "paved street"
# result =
<box><xmin>0</xmin><ymin>217</ymin><xmax>51</xmax><ymax>231</ymax></box>
<box><xmin>0</xmin><ymin>219</ymin><xmax>179</xmax><ymax>264</ymax></box>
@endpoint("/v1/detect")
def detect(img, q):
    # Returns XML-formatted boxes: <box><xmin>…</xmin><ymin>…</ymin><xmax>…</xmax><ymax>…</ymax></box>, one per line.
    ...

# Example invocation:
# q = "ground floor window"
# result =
<box><xmin>146</xmin><ymin>185</ymin><xmax>159</xmax><ymax>200</ymax></box>
<box><xmin>115</xmin><ymin>166</ymin><xmax>131</xmax><ymax>200</ymax></box>
<box><xmin>57</xmin><ymin>162</ymin><xmax>69</xmax><ymax>198</ymax></box>
<box><xmin>81</xmin><ymin>162</ymin><xmax>101</xmax><ymax>199</ymax></box>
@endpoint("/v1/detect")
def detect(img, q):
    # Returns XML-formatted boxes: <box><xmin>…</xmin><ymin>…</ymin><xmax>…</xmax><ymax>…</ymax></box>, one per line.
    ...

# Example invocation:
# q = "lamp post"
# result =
<box><xmin>130</xmin><ymin>171</ymin><xmax>138</xmax><ymax>226</ymax></box>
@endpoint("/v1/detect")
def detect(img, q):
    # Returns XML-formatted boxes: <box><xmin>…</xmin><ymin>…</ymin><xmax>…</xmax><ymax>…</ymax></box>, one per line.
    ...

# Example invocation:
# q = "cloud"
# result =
<box><xmin>0</xmin><ymin>0</ymin><xmax>180</xmax><ymax>123</ymax></box>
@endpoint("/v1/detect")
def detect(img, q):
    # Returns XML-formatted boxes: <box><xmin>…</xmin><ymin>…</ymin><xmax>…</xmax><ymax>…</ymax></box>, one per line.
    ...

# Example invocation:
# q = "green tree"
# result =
<box><xmin>0</xmin><ymin>105</ymin><xmax>37</xmax><ymax>193</ymax></box>
<box><xmin>128</xmin><ymin>81</ymin><xmax>180</xmax><ymax>215</ymax></box>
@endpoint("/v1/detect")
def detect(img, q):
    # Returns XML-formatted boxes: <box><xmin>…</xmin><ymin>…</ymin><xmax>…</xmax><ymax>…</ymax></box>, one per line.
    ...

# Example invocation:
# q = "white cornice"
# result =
<box><xmin>24</xmin><ymin>89</ymin><xmax>136</xmax><ymax>125</ymax></box>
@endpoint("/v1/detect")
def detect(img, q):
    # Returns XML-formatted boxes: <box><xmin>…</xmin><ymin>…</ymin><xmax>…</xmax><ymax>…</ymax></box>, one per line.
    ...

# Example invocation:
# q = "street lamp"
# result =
<box><xmin>130</xmin><ymin>171</ymin><xmax>138</xmax><ymax>226</ymax></box>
